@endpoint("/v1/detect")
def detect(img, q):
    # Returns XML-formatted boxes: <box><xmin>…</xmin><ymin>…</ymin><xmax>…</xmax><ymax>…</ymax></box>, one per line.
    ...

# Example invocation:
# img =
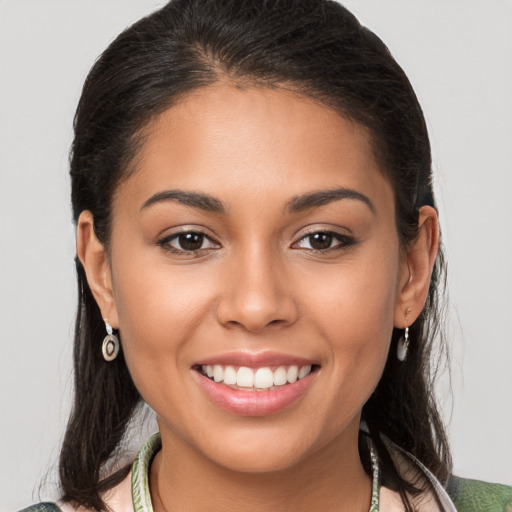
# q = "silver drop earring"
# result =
<box><xmin>102</xmin><ymin>320</ymin><xmax>120</xmax><ymax>362</ymax></box>
<box><xmin>397</xmin><ymin>326</ymin><xmax>410</xmax><ymax>362</ymax></box>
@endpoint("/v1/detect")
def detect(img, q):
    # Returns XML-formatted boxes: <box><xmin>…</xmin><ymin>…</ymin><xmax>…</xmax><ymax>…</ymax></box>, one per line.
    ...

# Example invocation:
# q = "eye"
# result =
<box><xmin>158</xmin><ymin>231</ymin><xmax>219</xmax><ymax>254</ymax></box>
<box><xmin>293</xmin><ymin>231</ymin><xmax>355</xmax><ymax>252</ymax></box>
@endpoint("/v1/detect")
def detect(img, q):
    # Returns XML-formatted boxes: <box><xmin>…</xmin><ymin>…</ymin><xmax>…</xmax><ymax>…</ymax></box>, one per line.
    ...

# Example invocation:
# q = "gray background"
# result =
<box><xmin>1</xmin><ymin>1</ymin><xmax>511</xmax><ymax>510</ymax></box>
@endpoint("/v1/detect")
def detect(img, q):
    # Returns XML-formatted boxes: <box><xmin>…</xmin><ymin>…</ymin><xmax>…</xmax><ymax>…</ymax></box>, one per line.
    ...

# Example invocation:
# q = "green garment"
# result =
<box><xmin>447</xmin><ymin>476</ymin><xmax>512</xmax><ymax>512</ymax></box>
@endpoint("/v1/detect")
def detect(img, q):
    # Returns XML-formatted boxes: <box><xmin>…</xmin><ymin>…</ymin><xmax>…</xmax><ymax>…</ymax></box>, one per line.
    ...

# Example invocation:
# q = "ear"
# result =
<box><xmin>76</xmin><ymin>211</ymin><xmax>119</xmax><ymax>328</ymax></box>
<box><xmin>394</xmin><ymin>205</ymin><xmax>439</xmax><ymax>328</ymax></box>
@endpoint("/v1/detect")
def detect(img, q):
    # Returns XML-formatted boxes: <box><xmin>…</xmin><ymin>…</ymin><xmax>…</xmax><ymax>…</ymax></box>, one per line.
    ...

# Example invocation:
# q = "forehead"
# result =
<box><xmin>117</xmin><ymin>84</ymin><xmax>393</xmax><ymax>211</ymax></box>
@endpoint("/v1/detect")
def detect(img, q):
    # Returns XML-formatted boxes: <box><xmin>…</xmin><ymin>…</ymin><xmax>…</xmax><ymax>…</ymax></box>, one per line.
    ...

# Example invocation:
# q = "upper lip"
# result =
<box><xmin>193</xmin><ymin>350</ymin><xmax>318</xmax><ymax>368</ymax></box>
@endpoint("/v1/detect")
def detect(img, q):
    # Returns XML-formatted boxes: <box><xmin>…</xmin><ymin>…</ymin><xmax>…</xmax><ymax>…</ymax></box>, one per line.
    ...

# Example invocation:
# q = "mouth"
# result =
<box><xmin>192</xmin><ymin>356</ymin><xmax>320</xmax><ymax>416</ymax></box>
<box><xmin>194</xmin><ymin>363</ymin><xmax>320</xmax><ymax>392</ymax></box>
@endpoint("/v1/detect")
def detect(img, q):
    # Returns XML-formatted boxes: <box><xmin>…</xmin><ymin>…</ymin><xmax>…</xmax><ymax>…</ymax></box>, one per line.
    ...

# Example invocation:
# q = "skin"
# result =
<box><xmin>77</xmin><ymin>84</ymin><xmax>439</xmax><ymax>511</ymax></box>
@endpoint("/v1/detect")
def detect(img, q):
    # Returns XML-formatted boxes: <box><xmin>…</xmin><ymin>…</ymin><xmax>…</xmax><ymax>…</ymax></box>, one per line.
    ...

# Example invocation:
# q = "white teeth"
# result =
<box><xmin>201</xmin><ymin>363</ymin><xmax>314</xmax><ymax>389</ymax></box>
<box><xmin>298</xmin><ymin>365</ymin><xmax>312</xmax><ymax>379</ymax></box>
<box><xmin>223</xmin><ymin>365</ymin><xmax>237</xmax><ymax>385</ymax></box>
<box><xmin>213</xmin><ymin>364</ymin><xmax>223</xmax><ymax>383</ymax></box>
<box><xmin>286</xmin><ymin>365</ymin><xmax>298</xmax><ymax>383</ymax></box>
<box><xmin>254</xmin><ymin>368</ymin><xmax>274</xmax><ymax>388</ymax></box>
<box><xmin>237</xmin><ymin>367</ymin><xmax>254</xmax><ymax>387</ymax></box>
<box><xmin>273</xmin><ymin>366</ymin><xmax>288</xmax><ymax>386</ymax></box>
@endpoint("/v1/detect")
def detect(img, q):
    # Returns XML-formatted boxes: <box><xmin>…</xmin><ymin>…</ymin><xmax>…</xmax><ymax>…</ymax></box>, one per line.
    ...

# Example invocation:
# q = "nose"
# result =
<box><xmin>215</xmin><ymin>245</ymin><xmax>298</xmax><ymax>333</ymax></box>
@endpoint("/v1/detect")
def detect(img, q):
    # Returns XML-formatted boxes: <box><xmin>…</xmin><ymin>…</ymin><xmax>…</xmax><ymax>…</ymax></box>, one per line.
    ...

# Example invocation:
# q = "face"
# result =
<box><xmin>102</xmin><ymin>85</ymin><xmax>409</xmax><ymax>472</ymax></box>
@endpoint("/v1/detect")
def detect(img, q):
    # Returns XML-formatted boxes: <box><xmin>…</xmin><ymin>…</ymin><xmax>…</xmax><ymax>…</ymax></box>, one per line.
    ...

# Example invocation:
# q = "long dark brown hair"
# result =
<box><xmin>61</xmin><ymin>1</ymin><xmax>451</xmax><ymax>510</ymax></box>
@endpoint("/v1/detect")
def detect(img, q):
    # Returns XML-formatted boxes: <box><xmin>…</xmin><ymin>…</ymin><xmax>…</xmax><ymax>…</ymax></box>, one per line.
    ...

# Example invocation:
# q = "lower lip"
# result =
<box><xmin>194</xmin><ymin>371</ymin><xmax>316</xmax><ymax>416</ymax></box>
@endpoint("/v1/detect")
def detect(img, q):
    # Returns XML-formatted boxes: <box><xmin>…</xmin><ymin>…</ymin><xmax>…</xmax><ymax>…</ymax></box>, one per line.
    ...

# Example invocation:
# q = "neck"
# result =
<box><xmin>150</xmin><ymin>425</ymin><xmax>372</xmax><ymax>512</ymax></box>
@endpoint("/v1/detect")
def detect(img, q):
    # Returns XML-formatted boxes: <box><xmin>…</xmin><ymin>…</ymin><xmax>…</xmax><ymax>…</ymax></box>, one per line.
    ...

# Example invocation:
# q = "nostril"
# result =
<box><xmin>215</xmin><ymin>288</ymin><xmax>299</xmax><ymax>332</ymax></box>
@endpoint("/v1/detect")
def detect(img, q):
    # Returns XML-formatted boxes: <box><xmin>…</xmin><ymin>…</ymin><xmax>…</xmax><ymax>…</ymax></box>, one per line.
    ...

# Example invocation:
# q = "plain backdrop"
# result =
<box><xmin>1</xmin><ymin>1</ymin><xmax>511</xmax><ymax>510</ymax></box>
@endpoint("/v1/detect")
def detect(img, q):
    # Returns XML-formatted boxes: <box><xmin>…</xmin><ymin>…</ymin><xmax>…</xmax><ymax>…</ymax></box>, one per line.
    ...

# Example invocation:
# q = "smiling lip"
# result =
<box><xmin>192</xmin><ymin>351</ymin><xmax>318</xmax><ymax>416</ymax></box>
<box><xmin>194</xmin><ymin>351</ymin><xmax>316</xmax><ymax>368</ymax></box>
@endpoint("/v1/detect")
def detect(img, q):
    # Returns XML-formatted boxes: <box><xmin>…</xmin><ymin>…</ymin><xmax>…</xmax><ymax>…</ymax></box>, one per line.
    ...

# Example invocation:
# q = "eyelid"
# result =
<box><xmin>157</xmin><ymin>226</ymin><xmax>221</xmax><ymax>254</ymax></box>
<box><xmin>157</xmin><ymin>224</ymin><xmax>219</xmax><ymax>242</ymax></box>
<box><xmin>291</xmin><ymin>227</ymin><xmax>356</xmax><ymax>251</ymax></box>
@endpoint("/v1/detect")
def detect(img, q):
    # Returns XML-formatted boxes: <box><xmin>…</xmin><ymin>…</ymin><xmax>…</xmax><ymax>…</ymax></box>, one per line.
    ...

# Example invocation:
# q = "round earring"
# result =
<box><xmin>102</xmin><ymin>320</ymin><xmax>120</xmax><ymax>362</ymax></box>
<box><xmin>397</xmin><ymin>326</ymin><xmax>410</xmax><ymax>362</ymax></box>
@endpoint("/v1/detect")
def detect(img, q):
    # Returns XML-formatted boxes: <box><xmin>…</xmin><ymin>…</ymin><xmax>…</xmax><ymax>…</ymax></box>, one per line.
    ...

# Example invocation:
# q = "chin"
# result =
<box><xmin>187</xmin><ymin>418</ymin><xmax>340</xmax><ymax>475</ymax></box>
<box><xmin>207</xmin><ymin>442</ymin><xmax>309</xmax><ymax>474</ymax></box>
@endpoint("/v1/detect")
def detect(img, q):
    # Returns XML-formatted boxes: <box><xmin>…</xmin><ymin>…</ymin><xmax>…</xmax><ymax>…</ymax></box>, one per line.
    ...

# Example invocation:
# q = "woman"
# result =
<box><xmin>18</xmin><ymin>1</ymin><xmax>511</xmax><ymax>511</ymax></box>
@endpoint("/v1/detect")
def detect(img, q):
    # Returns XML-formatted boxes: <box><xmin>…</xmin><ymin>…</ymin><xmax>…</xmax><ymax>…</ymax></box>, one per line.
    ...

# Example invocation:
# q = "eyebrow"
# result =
<box><xmin>140</xmin><ymin>187</ymin><xmax>374</xmax><ymax>215</ymax></box>
<box><xmin>286</xmin><ymin>188</ymin><xmax>375</xmax><ymax>214</ymax></box>
<box><xmin>140</xmin><ymin>190</ymin><xmax>226</xmax><ymax>213</ymax></box>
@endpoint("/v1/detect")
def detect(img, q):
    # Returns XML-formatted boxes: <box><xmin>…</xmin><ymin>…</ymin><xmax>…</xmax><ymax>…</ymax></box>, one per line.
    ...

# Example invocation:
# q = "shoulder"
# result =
<box><xmin>446</xmin><ymin>476</ymin><xmax>512</xmax><ymax>512</ymax></box>
<box><xmin>18</xmin><ymin>504</ymin><xmax>62</xmax><ymax>512</ymax></box>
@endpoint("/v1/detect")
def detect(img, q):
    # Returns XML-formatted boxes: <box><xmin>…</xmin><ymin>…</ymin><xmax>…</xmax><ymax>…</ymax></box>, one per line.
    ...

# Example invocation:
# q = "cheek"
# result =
<box><xmin>303</xmin><ymin>250</ymin><xmax>399</xmax><ymax>339</ymax></box>
<box><xmin>303</xmin><ymin>265</ymin><xmax>397</xmax><ymax>446</ymax></box>
<box><xmin>302</xmin><ymin>246</ymin><xmax>400</xmax><ymax>387</ymax></box>
<box><xmin>109</xmin><ymin>252</ymin><xmax>216</xmax><ymax>394</ymax></box>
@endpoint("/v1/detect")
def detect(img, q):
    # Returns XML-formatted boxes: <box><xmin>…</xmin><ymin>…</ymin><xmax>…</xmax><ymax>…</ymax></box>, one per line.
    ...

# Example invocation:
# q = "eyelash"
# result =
<box><xmin>157</xmin><ymin>230</ymin><xmax>220</xmax><ymax>255</ymax></box>
<box><xmin>157</xmin><ymin>229</ymin><xmax>356</xmax><ymax>255</ymax></box>
<box><xmin>292</xmin><ymin>230</ymin><xmax>356</xmax><ymax>252</ymax></box>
